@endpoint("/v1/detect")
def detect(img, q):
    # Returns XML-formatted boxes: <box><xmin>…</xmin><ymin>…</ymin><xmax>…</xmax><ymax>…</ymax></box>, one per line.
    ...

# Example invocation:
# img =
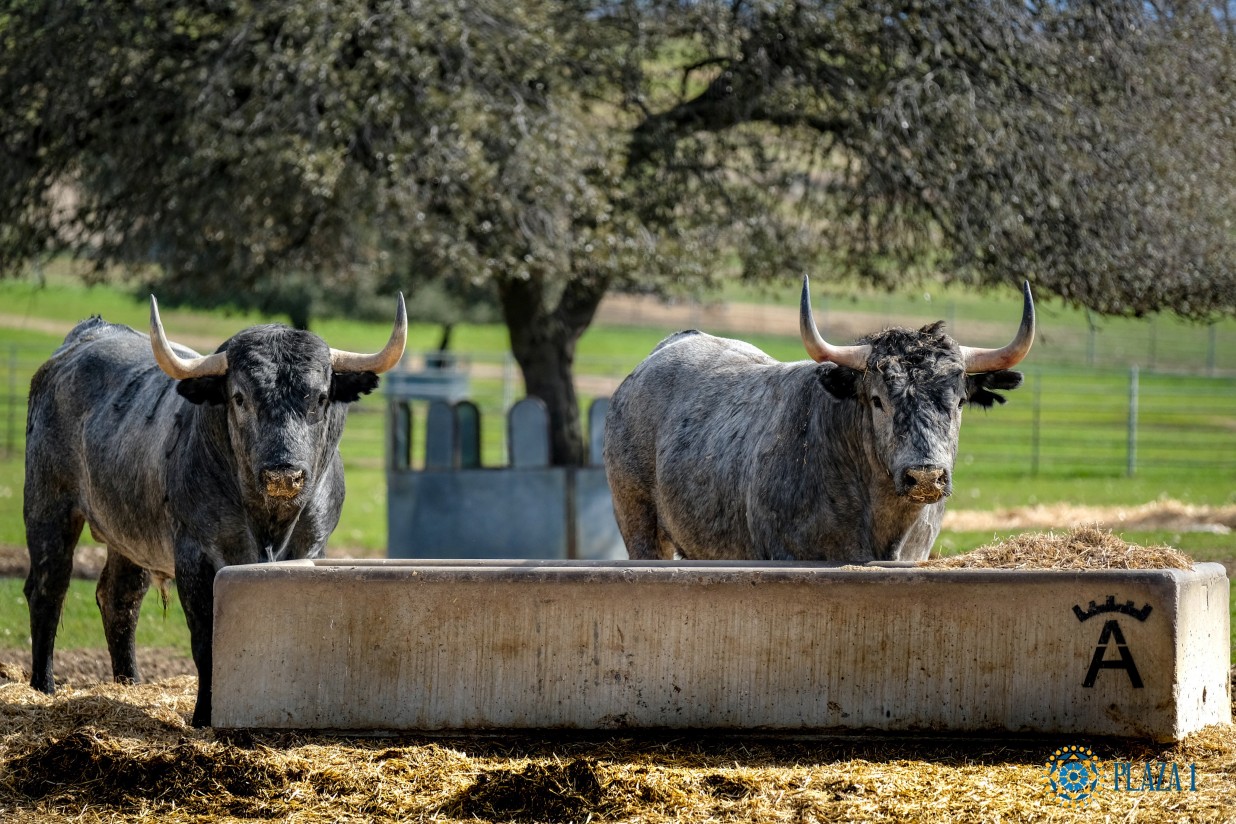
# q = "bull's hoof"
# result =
<box><xmin>30</xmin><ymin>675</ymin><xmax>56</xmax><ymax>695</ymax></box>
<box><xmin>191</xmin><ymin>700</ymin><xmax>211</xmax><ymax>728</ymax></box>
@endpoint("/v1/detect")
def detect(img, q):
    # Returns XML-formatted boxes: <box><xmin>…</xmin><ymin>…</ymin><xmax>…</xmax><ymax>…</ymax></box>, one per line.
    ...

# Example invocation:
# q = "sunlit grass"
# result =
<box><xmin>0</xmin><ymin>578</ymin><xmax>190</xmax><ymax>654</ymax></box>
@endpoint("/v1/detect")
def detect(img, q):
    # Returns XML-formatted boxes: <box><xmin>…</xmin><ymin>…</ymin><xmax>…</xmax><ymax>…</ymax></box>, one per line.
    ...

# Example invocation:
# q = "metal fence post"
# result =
<box><xmin>1127</xmin><ymin>365</ymin><xmax>1139</xmax><ymax>477</ymax></box>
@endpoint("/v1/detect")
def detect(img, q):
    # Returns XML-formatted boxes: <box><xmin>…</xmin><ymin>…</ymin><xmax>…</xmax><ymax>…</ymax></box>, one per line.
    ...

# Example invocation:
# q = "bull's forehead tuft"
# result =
<box><xmin>222</xmin><ymin>325</ymin><xmax>332</xmax><ymax>383</ymax></box>
<box><xmin>864</xmin><ymin>323</ymin><xmax>964</xmax><ymax>386</ymax></box>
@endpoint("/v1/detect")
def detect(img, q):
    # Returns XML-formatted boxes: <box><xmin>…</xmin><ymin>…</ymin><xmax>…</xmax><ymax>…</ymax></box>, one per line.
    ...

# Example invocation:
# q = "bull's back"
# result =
<box><xmin>26</xmin><ymin>321</ymin><xmax>183</xmax><ymax>576</ymax></box>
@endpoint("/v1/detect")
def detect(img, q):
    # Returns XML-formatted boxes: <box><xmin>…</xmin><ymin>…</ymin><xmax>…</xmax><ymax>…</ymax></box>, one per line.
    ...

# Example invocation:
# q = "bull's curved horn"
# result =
<box><xmin>329</xmin><ymin>292</ymin><xmax>407</xmax><ymax>374</ymax></box>
<box><xmin>149</xmin><ymin>296</ymin><xmax>228</xmax><ymax>379</ymax></box>
<box><xmin>800</xmin><ymin>275</ymin><xmax>871</xmax><ymax>370</ymax></box>
<box><xmin>960</xmin><ymin>280</ymin><xmax>1035</xmax><ymax>374</ymax></box>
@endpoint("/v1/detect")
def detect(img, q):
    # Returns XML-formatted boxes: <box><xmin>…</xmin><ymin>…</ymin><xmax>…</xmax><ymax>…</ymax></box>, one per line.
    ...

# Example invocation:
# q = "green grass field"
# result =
<box><xmin>0</xmin><ymin>578</ymin><xmax>190</xmax><ymax>654</ymax></box>
<box><xmin>1</xmin><ymin>276</ymin><xmax>1235</xmax><ymax>551</ymax></box>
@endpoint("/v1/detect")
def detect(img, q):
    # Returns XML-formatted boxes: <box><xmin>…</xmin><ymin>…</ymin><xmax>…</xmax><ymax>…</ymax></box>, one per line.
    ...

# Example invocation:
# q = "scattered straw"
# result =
<box><xmin>922</xmin><ymin>526</ymin><xmax>1195</xmax><ymax>570</ymax></box>
<box><xmin>0</xmin><ymin>678</ymin><xmax>1231</xmax><ymax>823</ymax></box>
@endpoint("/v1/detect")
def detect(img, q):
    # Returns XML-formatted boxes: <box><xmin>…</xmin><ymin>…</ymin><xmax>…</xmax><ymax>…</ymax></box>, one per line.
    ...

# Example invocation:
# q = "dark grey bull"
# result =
<box><xmin>24</xmin><ymin>297</ymin><xmax>406</xmax><ymax>726</ymax></box>
<box><xmin>604</xmin><ymin>277</ymin><xmax>1034</xmax><ymax>563</ymax></box>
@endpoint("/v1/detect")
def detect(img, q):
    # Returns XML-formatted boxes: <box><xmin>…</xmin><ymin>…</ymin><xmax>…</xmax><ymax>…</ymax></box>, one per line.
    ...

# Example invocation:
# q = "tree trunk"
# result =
<box><xmin>498</xmin><ymin>271</ymin><xmax>609</xmax><ymax>467</ymax></box>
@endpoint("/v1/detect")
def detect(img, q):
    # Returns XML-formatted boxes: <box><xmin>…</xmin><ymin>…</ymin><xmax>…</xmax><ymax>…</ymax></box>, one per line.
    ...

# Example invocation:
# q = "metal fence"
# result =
<box><xmin>1</xmin><ymin>343</ymin><xmax>44</xmax><ymax>460</ymax></box>
<box><xmin>956</xmin><ymin>366</ymin><xmax>1236</xmax><ymax>477</ymax></box>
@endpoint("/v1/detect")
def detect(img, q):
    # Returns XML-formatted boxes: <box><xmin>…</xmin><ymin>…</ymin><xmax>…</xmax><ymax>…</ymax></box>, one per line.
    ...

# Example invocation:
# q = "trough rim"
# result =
<box><xmin>217</xmin><ymin>558</ymin><xmax>1227</xmax><ymax>587</ymax></box>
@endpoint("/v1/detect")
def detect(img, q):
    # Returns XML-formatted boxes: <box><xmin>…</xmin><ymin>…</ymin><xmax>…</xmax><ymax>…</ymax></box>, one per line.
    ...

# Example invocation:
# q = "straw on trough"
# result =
<box><xmin>921</xmin><ymin>525</ymin><xmax>1195</xmax><ymax>570</ymax></box>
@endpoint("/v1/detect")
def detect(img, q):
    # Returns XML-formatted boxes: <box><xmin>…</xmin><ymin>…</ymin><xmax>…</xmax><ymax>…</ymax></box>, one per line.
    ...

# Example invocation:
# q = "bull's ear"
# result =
<box><xmin>331</xmin><ymin>372</ymin><xmax>380</xmax><ymax>403</ymax></box>
<box><xmin>818</xmin><ymin>365</ymin><xmax>859</xmax><ymax>400</ymax></box>
<box><xmin>176</xmin><ymin>376</ymin><xmax>227</xmax><ymax>406</ymax></box>
<box><xmin>966</xmin><ymin>369</ymin><xmax>1024</xmax><ymax>409</ymax></box>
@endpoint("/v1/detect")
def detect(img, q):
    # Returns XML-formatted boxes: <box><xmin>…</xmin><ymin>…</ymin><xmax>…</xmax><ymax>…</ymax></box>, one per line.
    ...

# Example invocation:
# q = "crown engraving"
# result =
<box><xmin>1072</xmin><ymin>595</ymin><xmax>1153</xmax><ymax>623</ymax></box>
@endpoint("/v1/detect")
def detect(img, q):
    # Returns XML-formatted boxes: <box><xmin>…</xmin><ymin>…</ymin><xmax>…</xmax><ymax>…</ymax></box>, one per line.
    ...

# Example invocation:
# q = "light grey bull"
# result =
<box><xmin>603</xmin><ymin>277</ymin><xmax>1034</xmax><ymax>563</ymax></box>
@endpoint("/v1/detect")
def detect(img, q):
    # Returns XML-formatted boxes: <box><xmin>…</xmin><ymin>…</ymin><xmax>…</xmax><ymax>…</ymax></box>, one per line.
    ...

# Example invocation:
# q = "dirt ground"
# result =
<box><xmin>941</xmin><ymin>500</ymin><xmax>1236</xmax><ymax>534</ymax></box>
<box><xmin>0</xmin><ymin>659</ymin><xmax>1233</xmax><ymax>823</ymax></box>
<box><xmin>0</xmin><ymin>647</ymin><xmax>196</xmax><ymax>687</ymax></box>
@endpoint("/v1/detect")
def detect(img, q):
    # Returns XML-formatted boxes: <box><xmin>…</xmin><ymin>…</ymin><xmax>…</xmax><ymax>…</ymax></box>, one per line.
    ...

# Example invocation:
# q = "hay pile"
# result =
<box><xmin>923</xmin><ymin>526</ymin><xmax>1195</xmax><ymax>570</ymax></box>
<box><xmin>1</xmin><ymin>677</ymin><xmax>1234</xmax><ymax>822</ymax></box>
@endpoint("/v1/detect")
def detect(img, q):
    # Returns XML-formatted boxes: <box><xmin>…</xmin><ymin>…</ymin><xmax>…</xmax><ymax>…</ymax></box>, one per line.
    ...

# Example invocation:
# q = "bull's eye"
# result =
<box><xmin>318</xmin><ymin>392</ymin><xmax>328</xmax><ymax>409</ymax></box>
<box><xmin>232</xmin><ymin>392</ymin><xmax>245</xmax><ymax>409</ymax></box>
<box><xmin>871</xmin><ymin>396</ymin><xmax>884</xmax><ymax>411</ymax></box>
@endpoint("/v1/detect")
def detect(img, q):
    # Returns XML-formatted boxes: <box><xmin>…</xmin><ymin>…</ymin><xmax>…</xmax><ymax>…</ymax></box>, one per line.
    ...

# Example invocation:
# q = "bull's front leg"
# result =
<box><xmin>175</xmin><ymin>544</ymin><xmax>218</xmax><ymax>727</ymax></box>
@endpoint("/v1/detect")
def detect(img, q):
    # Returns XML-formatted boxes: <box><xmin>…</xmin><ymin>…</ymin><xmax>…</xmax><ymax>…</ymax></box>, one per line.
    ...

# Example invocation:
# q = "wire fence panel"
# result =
<box><xmin>956</xmin><ymin>367</ymin><xmax>1236</xmax><ymax>476</ymax></box>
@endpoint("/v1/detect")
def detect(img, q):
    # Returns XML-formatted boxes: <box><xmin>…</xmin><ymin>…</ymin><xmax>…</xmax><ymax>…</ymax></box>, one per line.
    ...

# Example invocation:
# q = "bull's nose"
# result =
<box><xmin>261</xmin><ymin>467</ymin><xmax>306</xmax><ymax>499</ymax></box>
<box><xmin>901</xmin><ymin>466</ymin><xmax>950</xmax><ymax>503</ymax></box>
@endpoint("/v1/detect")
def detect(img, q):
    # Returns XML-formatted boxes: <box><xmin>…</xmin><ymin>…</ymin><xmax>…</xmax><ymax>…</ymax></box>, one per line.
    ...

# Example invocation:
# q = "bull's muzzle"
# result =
<box><xmin>901</xmin><ymin>466</ymin><xmax>950</xmax><ymax>504</ymax></box>
<box><xmin>261</xmin><ymin>467</ymin><xmax>306</xmax><ymax>500</ymax></box>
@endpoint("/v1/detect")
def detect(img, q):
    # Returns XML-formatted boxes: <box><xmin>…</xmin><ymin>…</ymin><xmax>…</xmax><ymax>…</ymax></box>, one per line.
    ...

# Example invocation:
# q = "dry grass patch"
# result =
<box><xmin>923</xmin><ymin>526</ymin><xmax>1195</xmax><ymax>570</ymax></box>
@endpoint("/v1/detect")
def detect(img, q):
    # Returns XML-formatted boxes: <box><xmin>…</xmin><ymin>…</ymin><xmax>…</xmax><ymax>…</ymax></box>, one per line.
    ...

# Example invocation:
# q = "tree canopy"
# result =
<box><xmin>626</xmin><ymin>0</ymin><xmax>1236</xmax><ymax>316</ymax></box>
<box><xmin>2</xmin><ymin>0</ymin><xmax>1234</xmax><ymax>464</ymax></box>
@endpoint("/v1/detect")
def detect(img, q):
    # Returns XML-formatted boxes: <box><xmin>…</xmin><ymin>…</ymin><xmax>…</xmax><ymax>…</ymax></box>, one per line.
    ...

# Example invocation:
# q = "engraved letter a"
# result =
<box><xmin>1083</xmin><ymin>619</ymin><xmax>1144</xmax><ymax>688</ymax></box>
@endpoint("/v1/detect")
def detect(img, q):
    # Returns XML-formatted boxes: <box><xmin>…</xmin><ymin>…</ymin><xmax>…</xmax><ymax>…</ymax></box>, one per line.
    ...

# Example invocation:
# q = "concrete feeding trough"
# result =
<box><xmin>211</xmin><ymin>559</ymin><xmax>1230</xmax><ymax>741</ymax></box>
